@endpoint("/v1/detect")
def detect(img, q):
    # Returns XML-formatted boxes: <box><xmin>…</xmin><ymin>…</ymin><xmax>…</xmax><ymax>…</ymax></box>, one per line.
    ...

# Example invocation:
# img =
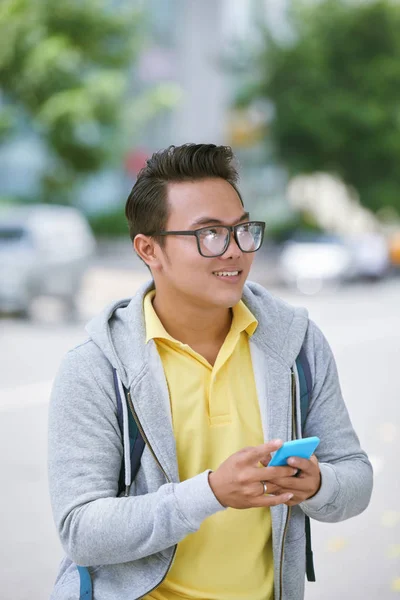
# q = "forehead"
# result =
<box><xmin>166</xmin><ymin>178</ymin><xmax>244</xmax><ymax>228</ymax></box>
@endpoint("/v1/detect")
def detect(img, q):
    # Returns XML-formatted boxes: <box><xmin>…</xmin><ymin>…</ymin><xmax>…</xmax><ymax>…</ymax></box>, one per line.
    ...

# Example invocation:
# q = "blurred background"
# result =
<box><xmin>0</xmin><ymin>0</ymin><xmax>399</xmax><ymax>598</ymax></box>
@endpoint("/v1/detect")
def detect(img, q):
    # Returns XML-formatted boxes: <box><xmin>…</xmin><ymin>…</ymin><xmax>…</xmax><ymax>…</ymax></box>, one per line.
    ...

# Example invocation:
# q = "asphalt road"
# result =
<box><xmin>1</xmin><ymin>265</ymin><xmax>399</xmax><ymax>600</ymax></box>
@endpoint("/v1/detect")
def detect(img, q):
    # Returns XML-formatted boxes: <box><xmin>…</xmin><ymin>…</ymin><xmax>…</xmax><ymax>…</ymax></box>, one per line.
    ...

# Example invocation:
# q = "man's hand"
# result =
<box><xmin>264</xmin><ymin>455</ymin><xmax>321</xmax><ymax>506</ymax></box>
<box><xmin>208</xmin><ymin>440</ymin><xmax>297</xmax><ymax>509</ymax></box>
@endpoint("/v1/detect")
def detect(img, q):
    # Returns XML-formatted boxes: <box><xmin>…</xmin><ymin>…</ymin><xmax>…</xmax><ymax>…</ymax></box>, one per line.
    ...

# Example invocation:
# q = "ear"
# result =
<box><xmin>134</xmin><ymin>234</ymin><xmax>162</xmax><ymax>270</ymax></box>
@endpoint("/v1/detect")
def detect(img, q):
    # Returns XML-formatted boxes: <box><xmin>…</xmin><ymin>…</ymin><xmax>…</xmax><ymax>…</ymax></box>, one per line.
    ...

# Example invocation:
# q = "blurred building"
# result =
<box><xmin>139</xmin><ymin>0</ymin><xmax>229</xmax><ymax>147</ymax></box>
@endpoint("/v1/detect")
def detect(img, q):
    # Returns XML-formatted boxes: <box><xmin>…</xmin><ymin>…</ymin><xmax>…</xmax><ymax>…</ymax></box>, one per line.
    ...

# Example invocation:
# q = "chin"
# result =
<box><xmin>211</xmin><ymin>287</ymin><xmax>244</xmax><ymax>309</ymax></box>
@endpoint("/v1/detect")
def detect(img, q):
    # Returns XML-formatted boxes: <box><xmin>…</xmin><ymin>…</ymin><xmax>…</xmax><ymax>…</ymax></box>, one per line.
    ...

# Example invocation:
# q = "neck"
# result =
<box><xmin>151</xmin><ymin>286</ymin><xmax>233</xmax><ymax>346</ymax></box>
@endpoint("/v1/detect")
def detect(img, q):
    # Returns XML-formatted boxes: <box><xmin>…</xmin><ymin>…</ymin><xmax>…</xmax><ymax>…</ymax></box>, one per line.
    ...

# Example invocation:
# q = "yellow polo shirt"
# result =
<box><xmin>143</xmin><ymin>290</ymin><xmax>273</xmax><ymax>600</ymax></box>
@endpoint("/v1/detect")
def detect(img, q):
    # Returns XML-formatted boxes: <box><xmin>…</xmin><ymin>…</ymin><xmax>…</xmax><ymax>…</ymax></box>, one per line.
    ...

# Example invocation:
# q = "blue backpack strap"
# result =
<box><xmin>295</xmin><ymin>347</ymin><xmax>316</xmax><ymax>582</ymax></box>
<box><xmin>76</xmin><ymin>566</ymin><xmax>92</xmax><ymax>599</ymax></box>
<box><xmin>112</xmin><ymin>368</ymin><xmax>145</xmax><ymax>493</ymax></box>
<box><xmin>304</xmin><ymin>513</ymin><xmax>316</xmax><ymax>581</ymax></box>
<box><xmin>113</xmin><ymin>368</ymin><xmax>124</xmax><ymax>433</ymax></box>
<box><xmin>130</xmin><ymin>410</ymin><xmax>145</xmax><ymax>480</ymax></box>
<box><xmin>296</xmin><ymin>345</ymin><xmax>312</xmax><ymax>433</ymax></box>
<box><xmin>113</xmin><ymin>368</ymin><xmax>127</xmax><ymax>494</ymax></box>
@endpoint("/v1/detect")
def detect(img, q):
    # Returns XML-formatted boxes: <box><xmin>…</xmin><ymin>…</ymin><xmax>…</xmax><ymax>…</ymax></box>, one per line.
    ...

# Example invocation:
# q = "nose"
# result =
<box><xmin>222</xmin><ymin>230</ymin><xmax>242</xmax><ymax>259</ymax></box>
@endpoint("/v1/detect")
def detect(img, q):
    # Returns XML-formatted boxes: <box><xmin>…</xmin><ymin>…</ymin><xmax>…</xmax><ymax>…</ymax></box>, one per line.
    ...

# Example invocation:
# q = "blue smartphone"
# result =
<box><xmin>268</xmin><ymin>436</ymin><xmax>320</xmax><ymax>467</ymax></box>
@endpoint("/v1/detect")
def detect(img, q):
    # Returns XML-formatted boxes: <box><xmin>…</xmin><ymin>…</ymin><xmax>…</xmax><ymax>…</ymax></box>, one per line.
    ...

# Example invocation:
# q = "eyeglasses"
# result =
<box><xmin>152</xmin><ymin>221</ymin><xmax>266</xmax><ymax>258</ymax></box>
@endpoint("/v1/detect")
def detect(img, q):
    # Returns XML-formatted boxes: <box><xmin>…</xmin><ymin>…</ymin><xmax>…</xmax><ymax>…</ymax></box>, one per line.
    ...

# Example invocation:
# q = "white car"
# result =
<box><xmin>348</xmin><ymin>232</ymin><xmax>390</xmax><ymax>280</ymax></box>
<box><xmin>278</xmin><ymin>233</ymin><xmax>355</xmax><ymax>293</ymax></box>
<box><xmin>0</xmin><ymin>204</ymin><xmax>95</xmax><ymax>316</ymax></box>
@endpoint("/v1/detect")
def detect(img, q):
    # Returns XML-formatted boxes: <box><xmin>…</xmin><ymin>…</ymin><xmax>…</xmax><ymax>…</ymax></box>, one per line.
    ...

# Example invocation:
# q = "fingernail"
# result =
<box><xmin>272</xmin><ymin>439</ymin><xmax>283</xmax><ymax>444</ymax></box>
<box><xmin>286</xmin><ymin>493</ymin><xmax>294</xmax><ymax>500</ymax></box>
<box><xmin>288</xmin><ymin>458</ymin><xmax>296</xmax><ymax>465</ymax></box>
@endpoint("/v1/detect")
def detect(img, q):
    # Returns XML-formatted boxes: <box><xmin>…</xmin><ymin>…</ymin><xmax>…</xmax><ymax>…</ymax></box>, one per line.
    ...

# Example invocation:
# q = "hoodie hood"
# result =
<box><xmin>85</xmin><ymin>279</ymin><xmax>309</xmax><ymax>388</ymax></box>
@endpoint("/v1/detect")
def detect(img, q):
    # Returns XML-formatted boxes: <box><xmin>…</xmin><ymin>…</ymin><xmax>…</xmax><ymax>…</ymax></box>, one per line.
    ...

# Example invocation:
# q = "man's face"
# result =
<box><xmin>153</xmin><ymin>178</ymin><xmax>255</xmax><ymax>309</ymax></box>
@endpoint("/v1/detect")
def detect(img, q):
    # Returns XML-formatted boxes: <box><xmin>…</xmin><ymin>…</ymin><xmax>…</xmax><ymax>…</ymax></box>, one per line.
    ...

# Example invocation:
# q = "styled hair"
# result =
<box><xmin>125</xmin><ymin>143</ymin><xmax>243</xmax><ymax>242</ymax></box>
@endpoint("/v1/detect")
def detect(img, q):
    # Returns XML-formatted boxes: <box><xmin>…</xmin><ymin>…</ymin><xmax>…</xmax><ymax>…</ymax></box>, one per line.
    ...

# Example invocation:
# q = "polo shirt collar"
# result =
<box><xmin>144</xmin><ymin>290</ymin><xmax>258</xmax><ymax>344</ymax></box>
<box><xmin>144</xmin><ymin>290</ymin><xmax>176</xmax><ymax>344</ymax></box>
<box><xmin>231</xmin><ymin>299</ymin><xmax>258</xmax><ymax>337</ymax></box>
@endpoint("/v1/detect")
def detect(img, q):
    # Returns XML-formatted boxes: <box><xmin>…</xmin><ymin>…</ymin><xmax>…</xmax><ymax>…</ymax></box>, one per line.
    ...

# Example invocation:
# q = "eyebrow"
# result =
<box><xmin>190</xmin><ymin>212</ymin><xmax>250</xmax><ymax>228</ymax></box>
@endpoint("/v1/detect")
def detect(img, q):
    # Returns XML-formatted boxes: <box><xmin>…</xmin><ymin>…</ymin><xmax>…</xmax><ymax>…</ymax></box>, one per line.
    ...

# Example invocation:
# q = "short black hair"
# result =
<box><xmin>125</xmin><ymin>143</ymin><xmax>243</xmax><ymax>242</ymax></box>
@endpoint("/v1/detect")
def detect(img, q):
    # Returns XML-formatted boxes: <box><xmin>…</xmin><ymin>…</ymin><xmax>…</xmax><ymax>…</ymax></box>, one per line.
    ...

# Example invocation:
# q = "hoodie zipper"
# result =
<box><xmin>126</xmin><ymin>390</ymin><xmax>177</xmax><ymax>597</ymax></box>
<box><xmin>278</xmin><ymin>369</ymin><xmax>297</xmax><ymax>600</ymax></box>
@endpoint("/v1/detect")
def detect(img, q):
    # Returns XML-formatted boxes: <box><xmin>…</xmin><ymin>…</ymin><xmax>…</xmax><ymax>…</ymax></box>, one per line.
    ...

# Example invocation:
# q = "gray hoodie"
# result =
<box><xmin>48</xmin><ymin>280</ymin><xmax>373</xmax><ymax>600</ymax></box>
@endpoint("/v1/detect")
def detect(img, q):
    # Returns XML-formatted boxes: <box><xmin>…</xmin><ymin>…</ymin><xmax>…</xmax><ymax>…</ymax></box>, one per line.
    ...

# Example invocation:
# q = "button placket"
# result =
<box><xmin>208</xmin><ymin>333</ymin><xmax>239</xmax><ymax>425</ymax></box>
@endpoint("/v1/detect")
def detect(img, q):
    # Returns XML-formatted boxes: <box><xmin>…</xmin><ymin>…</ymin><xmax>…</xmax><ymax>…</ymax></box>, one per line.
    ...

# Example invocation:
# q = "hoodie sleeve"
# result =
<box><xmin>48</xmin><ymin>344</ymin><xmax>224</xmax><ymax>567</ymax></box>
<box><xmin>299</xmin><ymin>321</ymin><xmax>373</xmax><ymax>522</ymax></box>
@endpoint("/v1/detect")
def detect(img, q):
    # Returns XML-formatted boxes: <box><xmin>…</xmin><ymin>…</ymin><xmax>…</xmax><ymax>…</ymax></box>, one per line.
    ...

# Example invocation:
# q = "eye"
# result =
<box><xmin>202</xmin><ymin>228</ymin><xmax>220</xmax><ymax>237</ymax></box>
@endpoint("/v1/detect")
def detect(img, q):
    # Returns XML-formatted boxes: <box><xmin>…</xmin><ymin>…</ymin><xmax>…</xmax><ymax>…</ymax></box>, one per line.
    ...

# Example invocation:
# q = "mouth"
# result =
<box><xmin>212</xmin><ymin>270</ymin><xmax>243</xmax><ymax>282</ymax></box>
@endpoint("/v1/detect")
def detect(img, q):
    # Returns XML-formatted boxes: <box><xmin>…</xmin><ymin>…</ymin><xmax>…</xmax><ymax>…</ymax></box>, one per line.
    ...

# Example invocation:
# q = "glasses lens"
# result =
<box><xmin>236</xmin><ymin>223</ymin><xmax>263</xmax><ymax>252</ymax></box>
<box><xmin>199</xmin><ymin>227</ymin><xmax>229</xmax><ymax>256</ymax></box>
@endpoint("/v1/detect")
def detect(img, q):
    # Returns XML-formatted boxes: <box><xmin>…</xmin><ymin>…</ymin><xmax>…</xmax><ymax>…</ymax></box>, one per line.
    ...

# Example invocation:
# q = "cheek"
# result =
<box><xmin>172</xmin><ymin>267</ymin><xmax>215</xmax><ymax>299</ymax></box>
<box><xmin>244</xmin><ymin>254</ymin><xmax>255</xmax><ymax>273</ymax></box>
<box><xmin>165</xmin><ymin>244</ymin><xmax>211</xmax><ymax>281</ymax></box>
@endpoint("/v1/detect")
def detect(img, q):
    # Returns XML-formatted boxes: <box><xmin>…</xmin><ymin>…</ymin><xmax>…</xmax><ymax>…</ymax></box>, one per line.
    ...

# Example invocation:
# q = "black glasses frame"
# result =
<box><xmin>152</xmin><ymin>221</ymin><xmax>266</xmax><ymax>258</ymax></box>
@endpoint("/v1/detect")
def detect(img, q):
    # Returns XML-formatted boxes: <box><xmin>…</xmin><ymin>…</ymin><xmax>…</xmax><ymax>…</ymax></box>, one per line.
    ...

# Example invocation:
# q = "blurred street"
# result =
<box><xmin>0</xmin><ymin>258</ymin><xmax>399</xmax><ymax>600</ymax></box>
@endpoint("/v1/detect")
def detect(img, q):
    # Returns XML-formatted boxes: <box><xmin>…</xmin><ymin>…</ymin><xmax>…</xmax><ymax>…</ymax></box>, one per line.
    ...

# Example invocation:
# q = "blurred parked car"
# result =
<box><xmin>0</xmin><ymin>204</ymin><xmax>95</xmax><ymax>316</ymax></box>
<box><xmin>348</xmin><ymin>232</ymin><xmax>390</xmax><ymax>280</ymax></box>
<box><xmin>278</xmin><ymin>233</ymin><xmax>355</xmax><ymax>292</ymax></box>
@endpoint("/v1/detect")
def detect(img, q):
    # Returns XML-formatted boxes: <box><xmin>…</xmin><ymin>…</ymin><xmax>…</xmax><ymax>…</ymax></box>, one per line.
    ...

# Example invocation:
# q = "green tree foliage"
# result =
<box><xmin>0</xmin><ymin>0</ymin><xmax>143</xmax><ymax>202</ymax></box>
<box><xmin>237</xmin><ymin>0</ymin><xmax>400</xmax><ymax>213</ymax></box>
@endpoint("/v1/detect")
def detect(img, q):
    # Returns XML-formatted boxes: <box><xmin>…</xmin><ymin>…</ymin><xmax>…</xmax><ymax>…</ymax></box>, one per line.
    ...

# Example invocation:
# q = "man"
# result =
<box><xmin>48</xmin><ymin>144</ymin><xmax>373</xmax><ymax>600</ymax></box>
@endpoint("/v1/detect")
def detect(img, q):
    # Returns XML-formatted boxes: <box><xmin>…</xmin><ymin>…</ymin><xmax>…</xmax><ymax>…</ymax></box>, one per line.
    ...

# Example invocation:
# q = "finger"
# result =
<box><xmin>250</xmin><ymin>440</ymin><xmax>283</xmax><ymax>463</ymax></box>
<box><xmin>287</xmin><ymin>456</ymin><xmax>316</xmax><ymax>473</ymax></box>
<box><xmin>258</xmin><ymin>482</ymin><xmax>280</xmax><ymax>495</ymax></box>
<box><xmin>273</xmin><ymin>488</ymin><xmax>309</xmax><ymax>506</ymax></box>
<box><xmin>284</xmin><ymin>497</ymin><xmax>303</xmax><ymax>507</ymax></box>
<box><xmin>259</xmin><ymin>454</ymin><xmax>272</xmax><ymax>467</ymax></box>
<box><xmin>256</xmin><ymin>465</ymin><xmax>297</xmax><ymax>481</ymax></box>
<box><xmin>252</xmin><ymin>491</ymin><xmax>294</xmax><ymax>508</ymax></box>
<box><xmin>268</xmin><ymin>476</ymin><xmax>309</xmax><ymax>491</ymax></box>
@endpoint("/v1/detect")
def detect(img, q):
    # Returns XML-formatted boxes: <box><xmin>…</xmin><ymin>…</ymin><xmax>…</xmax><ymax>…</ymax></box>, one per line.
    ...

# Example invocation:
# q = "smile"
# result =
<box><xmin>213</xmin><ymin>270</ymin><xmax>241</xmax><ymax>277</ymax></box>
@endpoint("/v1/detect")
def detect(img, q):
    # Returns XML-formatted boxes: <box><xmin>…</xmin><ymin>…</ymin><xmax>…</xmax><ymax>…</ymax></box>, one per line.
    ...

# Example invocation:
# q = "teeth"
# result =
<box><xmin>214</xmin><ymin>271</ymin><xmax>239</xmax><ymax>277</ymax></box>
